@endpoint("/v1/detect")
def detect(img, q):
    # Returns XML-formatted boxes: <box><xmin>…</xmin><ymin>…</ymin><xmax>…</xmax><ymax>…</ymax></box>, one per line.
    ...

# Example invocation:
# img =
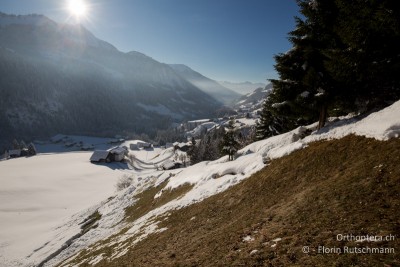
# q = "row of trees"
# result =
<box><xmin>3</xmin><ymin>139</ymin><xmax>37</xmax><ymax>158</ymax></box>
<box><xmin>257</xmin><ymin>0</ymin><xmax>400</xmax><ymax>139</ymax></box>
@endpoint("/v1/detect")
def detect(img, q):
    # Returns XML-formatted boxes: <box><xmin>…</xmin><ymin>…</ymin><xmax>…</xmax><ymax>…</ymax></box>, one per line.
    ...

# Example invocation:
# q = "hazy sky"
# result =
<box><xmin>1</xmin><ymin>0</ymin><xmax>300</xmax><ymax>83</ymax></box>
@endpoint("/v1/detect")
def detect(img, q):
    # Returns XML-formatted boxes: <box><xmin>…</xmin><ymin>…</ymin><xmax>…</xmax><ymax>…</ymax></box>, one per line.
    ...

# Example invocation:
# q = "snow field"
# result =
<box><xmin>0</xmin><ymin>152</ymin><xmax>125</xmax><ymax>266</ymax></box>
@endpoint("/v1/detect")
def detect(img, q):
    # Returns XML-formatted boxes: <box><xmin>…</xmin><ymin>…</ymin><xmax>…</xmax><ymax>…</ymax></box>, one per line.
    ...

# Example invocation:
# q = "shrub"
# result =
<box><xmin>116</xmin><ymin>174</ymin><xmax>134</xmax><ymax>191</ymax></box>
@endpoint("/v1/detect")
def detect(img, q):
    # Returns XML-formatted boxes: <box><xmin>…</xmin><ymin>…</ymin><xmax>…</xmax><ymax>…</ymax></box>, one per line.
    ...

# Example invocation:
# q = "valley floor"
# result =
<box><xmin>0</xmin><ymin>152</ymin><xmax>124</xmax><ymax>266</ymax></box>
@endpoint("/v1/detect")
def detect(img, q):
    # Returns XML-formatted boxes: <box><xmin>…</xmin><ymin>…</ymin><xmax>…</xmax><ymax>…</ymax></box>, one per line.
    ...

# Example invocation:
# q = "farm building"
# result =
<box><xmin>6</xmin><ymin>143</ymin><xmax>37</xmax><ymax>159</ymax></box>
<box><xmin>161</xmin><ymin>160</ymin><xmax>183</xmax><ymax>170</ymax></box>
<box><xmin>109</xmin><ymin>146</ymin><xmax>128</xmax><ymax>162</ymax></box>
<box><xmin>173</xmin><ymin>142</ymin><xmax>191</xmax><ymax>152</ymax></box>
<box><xmin>90</xmin><ymin>146</ymin><xmax>128</xmax><ymax>163</ymax></box>
<box><xmin>8</xmin><ymin>149</ymin><xmax>22</xmax><ymax>158</ymax></box>
<box><xmin>137</xmin><ymin>141</ymin><xmax>152</xmax><ymax>149</ymax></box>
<box><xmin>130</xmin><ymin>143</ymin><xmax>139</xmax><ymax>150</ymax></box>
<box><xmin>90</xmin><ymin>150</ymin><xmax>111</xmax><ymax>163</ymax></box>
<box><xmin>128</xmin><ymin>141</ymin><xmax>152</xmax><ymax>150</ymax></box>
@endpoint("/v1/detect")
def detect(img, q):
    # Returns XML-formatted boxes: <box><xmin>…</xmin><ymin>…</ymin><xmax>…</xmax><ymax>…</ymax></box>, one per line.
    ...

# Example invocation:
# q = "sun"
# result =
<box><xmin>67</xmin><ymin>0</ymin><xmax>87</xmax><ymax>18</ymax></box>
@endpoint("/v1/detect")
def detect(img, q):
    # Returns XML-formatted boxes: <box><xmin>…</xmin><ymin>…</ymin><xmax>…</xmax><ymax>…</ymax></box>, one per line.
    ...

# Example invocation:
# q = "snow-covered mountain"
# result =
<box><xmin>169</xmin><ymin>64</ymin><xmax>241</xmax><ymax>105</ymax></box>
<box><xmin>233</xmin><ymin>83</ymin><xmax>273</xmax><ymax>110</ymax></box>
<box><xmin>218</xmin><ymin>80</ymin><xmax>266</xmax><ymax>95</ymax></box>
<box><xmin>0</xmin><ymin>13</ymin><xmax>222</xmax><ymax>149</ymax></box>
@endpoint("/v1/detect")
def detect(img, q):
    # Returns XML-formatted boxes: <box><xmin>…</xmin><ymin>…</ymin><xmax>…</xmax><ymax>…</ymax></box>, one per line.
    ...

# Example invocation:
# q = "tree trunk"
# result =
<box><xmin>318</xmin><ymin>105</ymin><xmax>327</xmax><ymax>130</ymax></box>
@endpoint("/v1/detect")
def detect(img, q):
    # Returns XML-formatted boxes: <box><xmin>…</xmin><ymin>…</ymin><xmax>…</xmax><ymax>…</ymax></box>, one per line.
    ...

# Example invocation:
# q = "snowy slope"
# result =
<box><xmin>50</xmin><ymin>100</ymin><xmax>400</xmax><ymax>266</ymax></box>
<box><xmin>233</xmin><ymin>83</ymin><xmax>273</xmax><ymax>109</ymax></box>
<box><xmin>186</xmin><ymin>121</ymin><xmax>219</xmax><ymax>137</ymax></box>
<box><xmin>0</xmin><ymin>152</ymin><xmax>126</xmax><ymax>267</ymax></box>
<box><xmin>1</xmin><ymin>100</ymin><xmax>399</xmax><ymax>267</ymax></box>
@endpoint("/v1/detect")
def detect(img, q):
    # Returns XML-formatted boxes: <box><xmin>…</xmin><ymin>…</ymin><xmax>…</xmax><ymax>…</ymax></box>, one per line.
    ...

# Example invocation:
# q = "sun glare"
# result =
<box><xmin>68</xmin><ymin>0</ymin><xmax>87</xmax><ymax>18</ymax></box>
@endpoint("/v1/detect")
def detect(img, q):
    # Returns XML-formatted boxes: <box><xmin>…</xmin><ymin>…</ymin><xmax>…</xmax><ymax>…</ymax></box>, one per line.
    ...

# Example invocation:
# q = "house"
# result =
<box><xmin>7</xmin><ymin>148</ymin><xmax>30</xmax><ymax>158</ymax></box>
<box><xmin>130</xmin><ymin>143</ymin><xmax>139</xmax><ymax>150</ymax></box>
<box><xmin>161</xmin><ymin>160</ymin><xmax>184</xmax><ymax>170</ymax></box>
<box><xmin>161</xmin><ymin>160</ymin><xmax>176</xmax><ymax>170</ymax></box>
<box><xmin>137</xmin><ymin>141</ymin><xmax>152</xmax><ymax>149</ymax></box>
<box><xmin>90</xmin><ymin>150</ymin><xmax>111</xmax><ymax>163</ymax></box>
<box><xmin>8</xmin><ymin>149</ymin><xmax>21</xmax><ymax>158</ymax></box>
<box><xmin>173</xmin><ymin>142</ymin><xmax>191</xmax><ymax>152</ymax></box>
<box><xmin>108</xmin><ymin>138</ymin><xmax>125</xmax><ymax>144</ymax></box>
<box><xmin>90</xmin><ymin>146</ymin><xmax>128</xmax><ymax>163</ymax></box>
<box><xmin>109</xmin><ymin>146</ymin><xmax>128</xmax><ymax>162</ymax></box>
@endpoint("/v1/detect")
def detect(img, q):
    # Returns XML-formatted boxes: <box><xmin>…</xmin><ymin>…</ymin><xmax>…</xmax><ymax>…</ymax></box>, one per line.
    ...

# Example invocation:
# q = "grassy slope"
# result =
<box><xmin>86</xmin><ymin>135</ymin><xmax>399</xmax><ymax>266</ymax></box>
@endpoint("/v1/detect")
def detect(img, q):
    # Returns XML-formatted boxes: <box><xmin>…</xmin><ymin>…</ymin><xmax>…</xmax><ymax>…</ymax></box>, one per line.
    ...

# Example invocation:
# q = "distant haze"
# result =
<box><xmin>218</xmin><ymin>81</ymin><xmax>267</xmax><ymax>95</ymax></box>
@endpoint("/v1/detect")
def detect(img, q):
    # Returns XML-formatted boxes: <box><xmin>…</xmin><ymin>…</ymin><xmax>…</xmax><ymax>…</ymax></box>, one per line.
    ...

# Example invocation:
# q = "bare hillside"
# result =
<box><xmin>64</xmin><ymin>135</ymin><xmax>400</xmax><ymax>267</ymax></box>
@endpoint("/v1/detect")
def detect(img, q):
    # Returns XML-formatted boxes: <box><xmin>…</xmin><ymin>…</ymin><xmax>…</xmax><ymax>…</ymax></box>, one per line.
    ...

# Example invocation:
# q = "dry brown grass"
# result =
<box><xmin>76</xmin><ymin>135</ymin><xmax>400</xmax><ymax>267</ymax></box>
<box><xmin>58</xmin><ymin>181</ymin><xmax>193</xmax><ymax>267</ymax></box>
<box><xmin>124</xmin><ymin>180</ymin><xmax>193</xmax><ymax>223</ymax></box>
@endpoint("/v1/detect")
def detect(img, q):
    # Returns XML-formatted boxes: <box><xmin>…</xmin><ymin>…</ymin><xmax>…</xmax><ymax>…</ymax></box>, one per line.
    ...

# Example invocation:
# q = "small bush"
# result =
<box><xmin>116</xmin><ymin>174</ymin><xmax>134</xmax><ymax>191</ymax></box>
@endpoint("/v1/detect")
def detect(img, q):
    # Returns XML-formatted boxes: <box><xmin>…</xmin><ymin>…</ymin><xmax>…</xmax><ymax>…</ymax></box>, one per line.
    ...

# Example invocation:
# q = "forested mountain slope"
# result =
<box><xmin>0</xmin><ymin>13</ymin><xmax>222</xmax><ymax>149</ymax></box>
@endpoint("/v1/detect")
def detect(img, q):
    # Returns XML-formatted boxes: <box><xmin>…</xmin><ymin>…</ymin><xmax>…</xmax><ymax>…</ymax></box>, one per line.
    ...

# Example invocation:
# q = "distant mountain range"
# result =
<box><xmin>0</xmin><ymin>12</ymin><xmax>252</xmax><ymax>149</ymax></box>
<box><xmin>233</xmin><ymin>83</ymin><xmax>273</xmax><ymax>109</ymax></box>
<box><xmin>169</xmin><ymin>64</ymin><xmax>241</xmax><ymax>105</ymax></box>
<box><xmin>218</xmin><ymin>81</ymin><xmax>266</xmax><ymax>95</ymax></box>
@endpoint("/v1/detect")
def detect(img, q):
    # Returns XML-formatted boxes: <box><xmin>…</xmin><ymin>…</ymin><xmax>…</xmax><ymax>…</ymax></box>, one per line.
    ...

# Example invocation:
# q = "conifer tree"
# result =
<box><xmin>3</xmin><ymin>150</ymin><xmax>9</xmax><ymax>159</ymax></box>
<box><xmin>12</xmin><ymin>139</ymin><xmax>20</xmax><ymax>150</ymax></box>
<box><xmin>20</xmin><ymin>140</ymin><xmax>27</xmax><ymax>150</ymax></box>
<box><xmin>255</xmin><ymin>99</ymin><xmax>285</xmax><ymax>140</ymax></box>
<box><xmin>269</xmin><ymin>0</ymin><xmax>339</xmax><ymax>130</ymax></box>
<box><xmin>326</xmin><ymin>0</ymin><xmax>400</xmax><ymax>111</ymax></box>
<box><xmin>258</xmin><ymin>0</ymin><xmax>400</xmax><ymax>141</ymax></box>
<box><xmin>220</xmin><ymin>119</ymin><xmax>240</xmax><ymax>161</ymax></box>
<box><xmin>27</xmin><ymin>143</ymin><xmax>37</xmax><ymax>156</ymax></box>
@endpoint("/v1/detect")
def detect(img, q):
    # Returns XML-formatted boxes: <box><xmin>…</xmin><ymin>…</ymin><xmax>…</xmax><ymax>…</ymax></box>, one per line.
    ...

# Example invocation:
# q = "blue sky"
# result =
<box><xmin>1</xmin><ymin>0</ymin><xmax>300</xmax><ymax>83</ymax></box>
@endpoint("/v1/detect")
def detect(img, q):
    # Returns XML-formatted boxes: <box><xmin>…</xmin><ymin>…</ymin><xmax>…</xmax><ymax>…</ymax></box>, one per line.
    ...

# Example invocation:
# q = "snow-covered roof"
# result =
<box><xmin>178</xmin><ymin>142</ymin><xmax>189</xmax><ymax>148</ymax></box>
<box><xmin>109</xmin><ymin>147</ymin><xmax>127</xmax><ymax>155</ymax></box>
<box><xmin>90</xmin><ymin>150</ymin><xmax>110</xmax><ymax>162</ymax></box>
<box><xmin>162</xmin><ymin>160</ymin><xmax>176</xmax><ymax>170</ymax></box>
<box><xmin>137</xmin><ymin>141</ymin><xmax>151</xmax><ymax>146</ymax></box>
<box><xmin>187</xmin><ymin>119</ymin><xmax>210</xmax><ymax>124</ymax></box>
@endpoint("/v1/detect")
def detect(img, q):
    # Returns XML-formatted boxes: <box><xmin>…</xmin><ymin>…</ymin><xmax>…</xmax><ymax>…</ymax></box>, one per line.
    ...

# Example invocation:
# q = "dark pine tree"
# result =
<box><xmin>27</xmin><ymin>142</ymin><xmax>37</xmax><ymax>156</ymax></box>
<box><xmin>269</xmin><ymin>0</ymin><xmax>340</xmax><ymax>131</ymax></box>
<box><xmin>258</xmin><ymin>0</ymin><xmax>400</xmax><ymax>141</ymax></box>
<box><xmin>12</xmin><ymin>139</ymin><xmax>20</xmax><ymax>150</ymax></box>
<box><xmin>326</xmin><ymin>0</ymin><xmax>400</xmax><ymax>111</ymax></box>
<box><xmin>255</xmin><ymin>99</ymin><xmax>285</xmax><ymax>140</ymax></box>
<box><xmin>220</xmin><ymin>119</ymin><xmax>240</xmax><ymax>161</ymax></box>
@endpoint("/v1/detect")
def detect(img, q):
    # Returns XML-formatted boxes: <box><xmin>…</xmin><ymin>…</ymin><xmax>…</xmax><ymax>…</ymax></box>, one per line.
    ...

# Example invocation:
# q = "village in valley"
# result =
<box><xmin>1</xmin><ymin>90</ymin><xmax>265</xmax><ymax>173</ymax></box>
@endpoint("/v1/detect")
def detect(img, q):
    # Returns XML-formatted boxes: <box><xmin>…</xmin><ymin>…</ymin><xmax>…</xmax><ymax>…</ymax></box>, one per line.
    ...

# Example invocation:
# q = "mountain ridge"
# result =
<box><xmin>169</xmin><ymin>63</ymin><xmax>241</xmax><ymax>105</ymax></box>
<box><xmin>218</xmin><ymin>80</ymin><xmax>266</xmax><ymax>95</ymax></box>
<box><xmin>0</xmin><ymin>12</ymin><xmax>224</xmax><ymax>149</ymax></box>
